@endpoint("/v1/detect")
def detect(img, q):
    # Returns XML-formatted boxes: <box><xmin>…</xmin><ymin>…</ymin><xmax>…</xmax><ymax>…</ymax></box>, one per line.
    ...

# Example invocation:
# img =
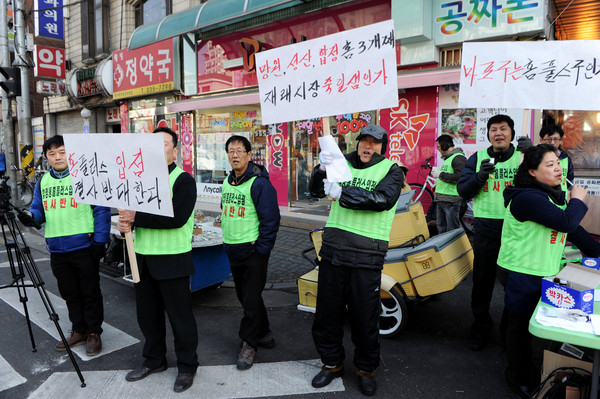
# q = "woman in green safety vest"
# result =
<box><xmin>497</xmin><ymin>144</ymin><xmax>600</xmax><ymax>398</ymax></box>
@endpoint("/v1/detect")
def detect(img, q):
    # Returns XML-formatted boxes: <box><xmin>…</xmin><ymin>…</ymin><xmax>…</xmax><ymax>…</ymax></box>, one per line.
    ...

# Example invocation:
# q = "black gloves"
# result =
<box><xmin>517</xmin><ymin>137</ymin><xmax>533</xmax><ymax>152</ymax></box>
<box><xmin>17</xmin><ymin>209</ymin><xmax>36</xmax><ymax>227</ymax></box>
<box><xmin>92</xmin><ymin>243</ymin><xmax>108</xmax><ymax>263</ymax></box>
<box><xmin>477</xmin><ymin>159</ymin><xmax>495</xmax><ymax>182</ymax></box>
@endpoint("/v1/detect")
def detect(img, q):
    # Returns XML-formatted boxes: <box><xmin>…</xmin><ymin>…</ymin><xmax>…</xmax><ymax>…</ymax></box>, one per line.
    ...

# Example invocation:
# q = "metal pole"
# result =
<box><xmin>1</xmin><ymin>0</ymin><xmax>18</xmax><ymax>202</ymax></box>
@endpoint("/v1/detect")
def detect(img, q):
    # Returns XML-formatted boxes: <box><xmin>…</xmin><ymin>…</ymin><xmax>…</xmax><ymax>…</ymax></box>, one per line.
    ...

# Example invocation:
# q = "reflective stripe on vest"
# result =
<box><xmin>221</xmin><ymin>176</ymin><xmax>260</xmax><ymax>244</ymax></box>
<box><xmin>135</xmin><ymin>167</ymin><xmax>194</xmax><ymax>255</ymax></box>
<box><xmin>497</xmin><ymin>197</ymin><xmax>567</xmax><ymax>277</ymax></box>
<box><xmin>435</xmin><ymin>152</ymin><xmax>465</xmax><ymax>196</ymax></box>
<box><xmin>40</xmin><ymin>173</ymin><xmax>94</xmax><ymax>238</ymax></box>
<box><xmin>326</xmin><ymin>158</ymin><xmax>397</xmax><ymax>241</ymax></box>
<box><xmin>472</xmin><ymin>149</ymin><xmax>520</xmax><ymax>219</ymax></box>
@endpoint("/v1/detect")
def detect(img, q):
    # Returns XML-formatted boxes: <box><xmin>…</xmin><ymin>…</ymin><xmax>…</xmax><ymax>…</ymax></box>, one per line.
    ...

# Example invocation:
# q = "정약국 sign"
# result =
<box><xmin>255</xmin><ymin>20</ymin><xmax>398</xmax><ymax>125</ymax></box>
<box><xmin>459</xmin><ymin>40</ymin><xmax>600</xmax><ymax>110</ymax></box>
<box><xmin>62</xmin><ymin>134</ymin><xmax>173</xmax><ymax>217</ymax></box>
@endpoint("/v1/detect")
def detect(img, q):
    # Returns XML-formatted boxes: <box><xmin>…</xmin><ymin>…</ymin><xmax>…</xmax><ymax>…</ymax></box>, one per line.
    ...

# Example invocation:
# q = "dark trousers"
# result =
<box><xmin>229</xmin><ymin>252</ymin><xmax>270</xmax><ymax>349</ymax></box>
<box><xmin>135</xmin><ymin>261</ymin><xmax>198</xmax><ymax>373</ymax></box>
<box><xmin>471</xmin><ymin>233</ymin><xmax>503</xmax><ymax>338</ymax></box>
<box><xmin>50</xmin><ymin>247</ymin><xmax>103</xmax><ymax>335</ymax></box>
<box><xmin>435</xmin><ymin>200</ymin><xmax>462</xmax><ymax>234</ymax></box>
<box><xmin>504</xmin><ymin>271</ymin><xmax>541</xmax><ymax>386</ymax></box>
<box><xmin>312</xmin><ymin>259</ymin><xmax>381</xmax><ymax>372</ymax></box>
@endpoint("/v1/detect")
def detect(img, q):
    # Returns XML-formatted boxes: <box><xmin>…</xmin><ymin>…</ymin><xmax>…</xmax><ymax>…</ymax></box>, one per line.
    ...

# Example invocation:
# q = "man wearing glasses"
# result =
<box><xmin>539</xmin><ymin>124</ymin><xmax>574</xmax><ymax>191</ymax></box>
<box><xmin>221</xmin><ymin>135</ymin><xmax>280</xmax><ymax>371</ymax></box>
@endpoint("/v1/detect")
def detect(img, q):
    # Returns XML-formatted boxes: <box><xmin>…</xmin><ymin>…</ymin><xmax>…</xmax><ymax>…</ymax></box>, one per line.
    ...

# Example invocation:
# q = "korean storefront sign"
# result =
<box><xmin>459</xmin><ymin>41</ymin><xmax>600</xmax><ymax>111</ymax></box>
<box><xmin>267</xmin><ymin>123</ymin><xmax>289</xmax><ymax>207</ymax></box>
<box><xmin>113</xmin><ymin>39</ymin><xmax>179</xmax><ymax>100</ymax></box>
<box><xmin>106</xmin><ymin>107</ymin><xmax>120</xmax><ymax>123</ymax></box>
<box><xmin>75</xmin><ymin>67</ymin><xmax>101</xmax><ymax>97</ymax></box>
<box><xmin>255</xmin><ymin>20</ymin><xmax>398</xmax><ymax>125</ymax></box>
<box><xmin>63</xmin><ymin>134</ymin><xmax>173</xmax><ymax>217</ymax></box>
<box><xmin>34</xmin><ymin>45</ymin><xmax>65</xmax><ymax>79</ymax></box>
<box><xmin>35</xmin><ymin>0</ymin><xmax>64</xmax><ymax>40</ymax></box>
<box><xmin>36</xmin><ymin>80</ymin><xmax>65</xmax><ymax>95</ymax></box>
<box><xmin>433</xmin><ymin>0</ymin><xmax>543</xmax><ymax>45</ymax></box>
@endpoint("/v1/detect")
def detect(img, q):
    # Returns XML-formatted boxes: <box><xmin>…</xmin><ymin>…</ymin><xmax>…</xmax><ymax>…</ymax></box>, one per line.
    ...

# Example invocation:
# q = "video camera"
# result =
<box><xmin>0</xmin><ymin>175</ymin><xmax>40</xmax><ymax>229</ymax></box>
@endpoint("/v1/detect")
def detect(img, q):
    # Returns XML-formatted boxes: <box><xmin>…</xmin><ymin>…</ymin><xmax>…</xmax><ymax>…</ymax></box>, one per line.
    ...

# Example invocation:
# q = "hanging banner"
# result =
<box><xmin>180</xmin><ymin>114</ymin><xmax>194</xmax><ymax>175</ymax></box>
<box><xmin>459</xmin><ymin>40</ymin><xmax>600</xmax><ymax>110</ymax></box>
<box><xmin>63</xmin><ymin>134</ymin><xmax>173</xmax><ymax>217</ymax></box>
<box><xmin>267</xmin><ymin>123</ymin><xmax>289</xmax><ymax>207</ymax></box>
<box><xmin>256</xmin><ymin>20</ymin><xmax>398</xmax><ymax>125</ymax></box>
<box><xmin>35</xmin><ymin>0</ymin><xmax>64</xmax><ymax>40</ymax></box>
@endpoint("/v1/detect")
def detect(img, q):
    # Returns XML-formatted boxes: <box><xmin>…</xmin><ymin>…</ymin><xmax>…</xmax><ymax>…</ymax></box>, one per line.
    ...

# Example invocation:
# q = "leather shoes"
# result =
<box><xmin>125</xmin><ymin>363</ymin><xmax>168</xmax><ymax>382</ymax></box>
<box><xmin>55</xmin><ymin>331</ymin><xmax>87</xmax><ymax>352</ymax></box>
<box><xmin>311</xmin><ymin>365</ymin><xmax>344</xmax><ymax>388</ymax></box>
<box><xmin>356</xmin><ymin>370</ymin><xmax>377</xmax><ymax>396</ymax></box>
<box><xmin>174</xmin><ymin>372</ymin><xmax>195</xmax><ymax>393</ymax></box>
<box><xmin>86</xmin><ymin>333</ymin><xmax>102</xmax><ymax>356</ymax></box>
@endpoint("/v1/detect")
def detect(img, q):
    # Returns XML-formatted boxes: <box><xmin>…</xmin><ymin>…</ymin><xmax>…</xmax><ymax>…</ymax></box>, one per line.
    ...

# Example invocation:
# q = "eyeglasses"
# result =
<box><xmin>228</xmin><ymin>150</ymin><xmax>247</xmax><ymax>156</ymax></box>
<box><xmin>542</xmin><ymin>138</ymin><xmax>562</xmax><ymax>143</ymax></box>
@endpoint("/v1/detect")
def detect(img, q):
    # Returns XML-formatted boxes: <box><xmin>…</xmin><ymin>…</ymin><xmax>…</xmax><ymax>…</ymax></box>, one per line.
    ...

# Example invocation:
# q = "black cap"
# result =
<box><xmin>356</xmin><ymin>125</ymin><xmax>388</xmax><ymax>142</ymax></box>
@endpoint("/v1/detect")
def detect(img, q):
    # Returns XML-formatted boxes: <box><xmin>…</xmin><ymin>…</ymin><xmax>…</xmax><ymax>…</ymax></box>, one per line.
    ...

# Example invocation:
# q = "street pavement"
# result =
<box><xmin>0</xmin><ymin>217</ymin><xmax>539</xmax><ymax>398</ymax></box>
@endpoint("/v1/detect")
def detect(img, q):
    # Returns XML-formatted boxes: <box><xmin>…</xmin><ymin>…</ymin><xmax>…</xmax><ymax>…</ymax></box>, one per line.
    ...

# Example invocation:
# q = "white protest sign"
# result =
<box><xmin>256</xmin><ymin>20</ymin><xmax>398</xmax><ymax>125</ymax></box>
<box><xmin>62</xmin><ymin>134</ymin><xmax>173</xmax><ymax>217</ymax></box>
<box><xmin>459</xmin><ymin>40</ymin><xmax>600</xmax><ymax>110</ymax></box>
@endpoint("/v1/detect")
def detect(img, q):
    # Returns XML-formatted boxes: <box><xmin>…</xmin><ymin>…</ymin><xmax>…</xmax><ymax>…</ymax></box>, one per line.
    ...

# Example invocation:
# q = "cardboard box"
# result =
<box><xmin>582</xmin><ymin>257</ymin><xmax>600</xmax><ymax>270</ymax></box>
<box><xmin>542</xmin><ymin>263</ymin><xmax>600</xmax><ymax>314</ymax></box>
<box><xmin>297</xmin><ymin>268</ymin><xmax>319</xmax><ymax>308</ymax></box>
<box><xmin>538</xmin><ymin>350</ymin><xmax>593</xmax><ymax>398</ymax></box>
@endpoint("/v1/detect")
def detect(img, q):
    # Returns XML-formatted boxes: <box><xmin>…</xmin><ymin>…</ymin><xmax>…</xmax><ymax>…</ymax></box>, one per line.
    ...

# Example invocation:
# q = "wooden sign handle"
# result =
<box><xmin>124</xmin><ymin>231</ymin><xmax>140</xmax><ymax>283</ymax></box>
<box><xmin>322</xmin><ymin>117</ymin><xmax>330</xmax><ymax>136</ymax></box>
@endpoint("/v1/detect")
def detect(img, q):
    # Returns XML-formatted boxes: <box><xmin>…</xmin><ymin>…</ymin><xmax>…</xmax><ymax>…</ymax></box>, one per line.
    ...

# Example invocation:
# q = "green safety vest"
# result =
<box><xmin>559</xmin><ymin>156</ymin><xmax>568</xmax><ymax>192</ymax></box>
<box><xmin>135</xmin><ymin>167</ymin><xmax>194</xmax><ymax>255</ymax></box>
<box><xmin>498</xmin><ymin>197</ymin><xmax>567</xmax><ymax>276</ymax></box>
<box><xmin>472</xmin><ymin>149</ymin><xmax>520</xmax><ymax>219</ymax></box>
<box><xmin>435</xmin><ymin>152</ymin><xmax>465</xmax><ymax>197</ymax></box>
<box><xmin>40</xmin><ymin>173</ymin><xmax>94</xmax><ymax>238</ymax></box>
<box><xmin>221</xmin><ymin>176</ymin><xmax>260</xmax><ymax>244</ymax></box>
<box><xmin>326</xmin><ymin>158</ymin><xmax>397</xmax><ymax>241</ymax></box>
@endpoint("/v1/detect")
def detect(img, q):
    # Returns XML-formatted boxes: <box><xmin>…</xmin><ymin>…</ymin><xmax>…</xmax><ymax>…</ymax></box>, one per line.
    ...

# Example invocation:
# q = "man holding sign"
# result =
<box><xmin>309</xmin><ymin>125</ymin><xmax>404</xmax><ymax>396</ymax></box>
<box><xmin>117</xmin><ymin>127</ymin><xmax>198</xmax><ymax>393</ymax></box>
<box><xmin>23</xmin><ymin>135</ymin><xmax>110</xmax><ymax>356</ymax></box>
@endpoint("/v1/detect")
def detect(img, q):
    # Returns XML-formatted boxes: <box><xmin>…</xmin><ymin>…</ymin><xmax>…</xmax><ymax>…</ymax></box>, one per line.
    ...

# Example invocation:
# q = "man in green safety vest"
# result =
<box><xmin>118</xmin><ymin>127</ymin><xmax>198</xmax><ymax>393</ymax></box>
<box><xmin>457</xmin><ymin>114</ymin><xmax>532</xmax><ymax>352</ymax></box>
<box><xmin>539</xmin><ymin>124</ymin><xmax>574</xmax><ymax>192</ymax></box>
<box><xmin>220</xmin><ymin>135</ymin><xmax>280</xmax><ymax>371</ymax></box>
<box><xmin>24</xmin><ymin>135</ymin><xmax>110</xmax><ymax>356</ymax></box>
<box><xmin>432</xmin><ymin>134</ymin><xmax>466</xmax><ymax>233</ymax></box>
<box><xmin>309</xmin><ymin>125</ymin><xmax>404</xmax><ymax>396</ymax></box>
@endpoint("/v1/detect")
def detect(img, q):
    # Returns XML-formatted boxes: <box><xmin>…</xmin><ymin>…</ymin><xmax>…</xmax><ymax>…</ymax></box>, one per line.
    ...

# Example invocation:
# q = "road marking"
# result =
<box><xmin>0</xmin><ymin>258</ymin><xmax>50</xmax><ymax>268</ymax></box>
<box><xmin>0</xmin><ymin>281</ymin><xmax>139</xmax><ymax>362</ymax></box>
<box><xmin>28</xmin><ymin>359</ymin><xmax>345</xmax><ymax>398</ymax></box>
<box><xmin>0</xmin><ymin>354</ymin><xmax>26</xmax><ymax>392</ymax></box>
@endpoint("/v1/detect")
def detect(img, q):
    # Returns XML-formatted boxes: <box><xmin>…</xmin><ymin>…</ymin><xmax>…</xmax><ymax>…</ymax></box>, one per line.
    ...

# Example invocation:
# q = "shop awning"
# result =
<box><xmin>128</xmin><ymin>0</ymin><xmax>310</xmax><ymax>50</ymax></box>
<box><xmin>397</xmin><ymin>67</ymin><xmax>461</xmax><ymax>89</ymax></box>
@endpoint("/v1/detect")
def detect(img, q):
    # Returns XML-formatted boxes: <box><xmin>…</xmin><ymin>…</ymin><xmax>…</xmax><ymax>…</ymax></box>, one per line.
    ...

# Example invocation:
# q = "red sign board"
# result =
<box><xmin>113</xmin><ymin>39</ymin><xmax>178</xmax><ymax>100</ymax></box>
<box><xmin>34</xmin><ymin>45</ymin><xmax>65</xmax><ymax>79</ymax></box>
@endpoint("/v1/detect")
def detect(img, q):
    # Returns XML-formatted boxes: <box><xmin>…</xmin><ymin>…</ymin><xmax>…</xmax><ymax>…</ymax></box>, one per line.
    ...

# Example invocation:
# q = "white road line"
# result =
<box><xmin>0</xmin><ymin>354</ymin><xmax>26</xmax><ymax>392</ymax></box>
<box><xmin>0</xmin><ymin>258</ymin><xmax>50</xmax><ymax>268</ymax></box>
<box><xmin>0</xmin><ymin>282</ymin><xmax>139</xmax><ymax>362</ymax></box>
<box><xmin>28</xmin><ymin>360</ymin><xmax>345</xmax><ymax>398</ymax></box>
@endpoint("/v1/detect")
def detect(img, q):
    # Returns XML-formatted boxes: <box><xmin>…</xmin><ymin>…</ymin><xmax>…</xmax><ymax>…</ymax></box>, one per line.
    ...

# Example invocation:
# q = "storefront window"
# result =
<box><xmin>128</xmin><ymin>96</ymin><xmax>177</xmax><ymax>134</ymax></box>
<box><xmin>194</xmin><ymin>107</ymin><xmax>266</xmax><ymax>183</ymax></box>
<box><xmin>290</xmin><ymin>111</ymin><xmax>376</xmax><ymax>203</ymax></box>
<box><xmin>557</xmin><ymin>110</ymin><xmax>600</xmax><ymax>171</ymax></box>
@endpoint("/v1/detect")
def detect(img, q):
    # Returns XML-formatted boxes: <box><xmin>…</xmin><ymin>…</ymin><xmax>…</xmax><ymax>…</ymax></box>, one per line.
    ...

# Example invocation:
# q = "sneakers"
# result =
<box><xmin>86</xmin><ymin>333</ymin><xmax>102</xmax><ymax>356</ymax></box>
<box><xmin>237</xmin><ymin>341</ymin><xmax>256</xmax><ymax>370</ymax></box>
<box><xmin>55</xmin><ymin>331</ymin><xmax>87</xmax><ymax>352</ymax></box>
<box><xmin>257</xmin><ymin>330</ymin><xmax>276</xmax><ymax>349</ymax></box>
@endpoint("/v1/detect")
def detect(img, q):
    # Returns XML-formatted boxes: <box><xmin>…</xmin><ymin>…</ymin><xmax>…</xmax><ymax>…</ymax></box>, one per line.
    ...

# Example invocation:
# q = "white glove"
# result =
<box><xmin>323</xmin><ymin>179</ymin><xmax>342</xmax><ymax>200</ymax></box>
<box><xmin>319</xmin><ymin>151</ymin><xmax>334</xmax><ymax>171</ymax></box>
<box><xmin>430</xmin><ymin>166</ymin><xmax>440</xmax><ymax>178</ymax></box>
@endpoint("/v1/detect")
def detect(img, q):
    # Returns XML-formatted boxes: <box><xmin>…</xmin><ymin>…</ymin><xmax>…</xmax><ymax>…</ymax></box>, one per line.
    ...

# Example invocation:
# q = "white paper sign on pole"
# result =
<box><xmin>62</xmin><ymin>134</ymin><xmax>173</xmax><ymax>217</ymax></box>
<box><xmin>255</xmin><ymin>20</ymin><xmax>398</xmax><ymax>125</ymax></box>
<box><xmin>459</xmin><ymin>40</ymin><xmax>600</xmax><ymax>110</ymax></box>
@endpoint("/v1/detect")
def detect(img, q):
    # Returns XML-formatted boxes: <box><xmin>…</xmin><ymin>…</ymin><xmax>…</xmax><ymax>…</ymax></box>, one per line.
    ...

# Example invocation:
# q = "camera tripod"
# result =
<box><xmin>0</xmin><ymin>203</ymin><xmax>85</xmax><ymax>387</ymax></box>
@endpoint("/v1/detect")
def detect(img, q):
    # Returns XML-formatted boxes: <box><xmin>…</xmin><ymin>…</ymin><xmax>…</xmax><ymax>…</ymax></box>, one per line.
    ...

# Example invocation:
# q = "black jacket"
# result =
<box><xmin>310</xmin><ymin>152</ymin><xmax>405</xmax><ymax>270</ymax></box>
<box><xmin>457</xmin><ymin>145</ymin><xmax>517</xmax><ymax>239</ymax></box>
<box><xmin>133</xmin><ymin>163</ymin><xmax>197</xmax><ymax>280</ymax></box>
<box><xmin>222</xmin><ymin>162</ymin><xmax>280</xmax><ymax>261</ymax></box>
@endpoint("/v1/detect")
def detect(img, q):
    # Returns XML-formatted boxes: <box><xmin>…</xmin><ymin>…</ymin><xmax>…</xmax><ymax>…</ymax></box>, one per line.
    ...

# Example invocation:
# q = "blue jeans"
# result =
<box><xmin>435</xmin><ymin>200</ymin><xmax>462</xmax><ymax>234</ymax></box>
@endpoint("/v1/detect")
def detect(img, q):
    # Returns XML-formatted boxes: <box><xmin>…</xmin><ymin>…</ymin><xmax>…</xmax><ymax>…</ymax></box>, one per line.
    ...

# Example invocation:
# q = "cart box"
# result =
<box><xmin>298</xmin><ymin>268</ymin><xmax>319</xmax><ymax>308</ymax></box>
<box><xmin>389</xmin><ymin>194</ymin><xmax>430</xmax><ymax>249</ymax></box>
<box><xmin>384</xmin><ymin>246</ymin><xmax>418</xmax><ymax>297</ymax></box>
<box><xmin>542</xmin><ymin>263</ymin><xmax>600</xmax><ymax>314</ymax></box>
<box><xmin>404</xmin><ymin>228</ymin><xmax>473</xmax><ymax>297</ymax></box>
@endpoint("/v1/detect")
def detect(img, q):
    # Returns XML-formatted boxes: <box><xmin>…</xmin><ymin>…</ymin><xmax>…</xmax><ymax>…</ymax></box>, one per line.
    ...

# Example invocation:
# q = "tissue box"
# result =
<box><xmin>582</xmin><ymin>257</ymin><xmax>600</xmax><ymax>270</ymax></box>
<box><xmin>542</xmin><ymin>263</ymin><xmax>600</xmax><ymax>314</ymax></box>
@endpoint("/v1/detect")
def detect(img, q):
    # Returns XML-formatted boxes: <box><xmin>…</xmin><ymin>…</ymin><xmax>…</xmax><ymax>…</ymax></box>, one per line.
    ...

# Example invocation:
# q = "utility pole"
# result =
<box><xmin>0</xmin><ymin>0</ymin><xmax>18</xmax><ymax>201</ymax></box>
